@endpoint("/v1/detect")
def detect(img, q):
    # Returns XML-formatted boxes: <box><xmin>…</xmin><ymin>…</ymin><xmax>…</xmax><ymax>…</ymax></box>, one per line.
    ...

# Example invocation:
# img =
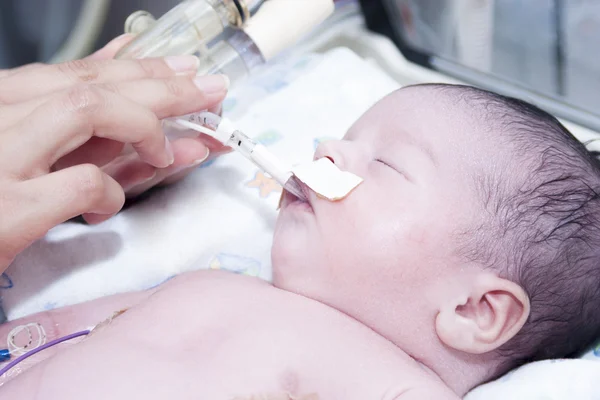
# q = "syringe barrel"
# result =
<box><xmin>116</xmin><ymin>0</ymin><xmax>234</xmax><ymax>60</ymax></box>
<box><xmin>196</xmin><ymin>30</ymin><xmax>265</xmax><ymax>86</ymax></box>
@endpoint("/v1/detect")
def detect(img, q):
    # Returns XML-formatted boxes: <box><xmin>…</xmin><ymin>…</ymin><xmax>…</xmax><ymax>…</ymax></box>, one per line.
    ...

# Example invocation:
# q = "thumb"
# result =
<box><xmin>86</xmin><ymin>34</ymin><xmax>136</xmax><ymax>61</ymax></box>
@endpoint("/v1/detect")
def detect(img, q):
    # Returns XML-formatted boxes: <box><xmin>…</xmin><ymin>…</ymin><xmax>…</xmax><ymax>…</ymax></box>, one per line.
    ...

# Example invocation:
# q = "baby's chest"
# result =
<box><xmin>129</xmin><ymin>290</ymin><xmax>426</xmax><ymax>399</ymax></box>
<box><xmin>36</xmin><ymin>315</ymin><xmax>411</xmax><ymax>399</ymax></box>
<box><xmin>136</xmin><ymin>326</ymin><xmax>417</xmax><ymax>400</ymax></box>
<box><xmin>28</xmin><ymin>273</ymin><xmax>429</xmax><ymax>399</ymax></box>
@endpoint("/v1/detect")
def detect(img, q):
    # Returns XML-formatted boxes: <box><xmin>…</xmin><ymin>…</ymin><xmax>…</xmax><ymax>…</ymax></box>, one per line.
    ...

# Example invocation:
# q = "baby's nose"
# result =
<box><xmin>313</xmin><ymin>141</ymin><xmax>343</xmax><ymax>168</ymax></box>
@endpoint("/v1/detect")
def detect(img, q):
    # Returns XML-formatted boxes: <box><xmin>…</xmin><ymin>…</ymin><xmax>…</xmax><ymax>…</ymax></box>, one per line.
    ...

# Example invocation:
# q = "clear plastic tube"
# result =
<box><xmin>116</xmin><ymin>0</ymin><xmax>244</xmax><ymax>59</ymax></box>
<box><xmin>196</xmin><ymin>30</ymin><xmax>265</xmax><ymax>85</ymax></box>
<box><xmin>171</xmin><ymin>112</ymin><xmax>307</xmax><ymax>201</ymax></box>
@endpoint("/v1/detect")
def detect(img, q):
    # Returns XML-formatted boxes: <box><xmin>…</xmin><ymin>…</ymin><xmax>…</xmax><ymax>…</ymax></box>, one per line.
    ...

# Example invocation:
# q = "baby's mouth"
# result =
<box><xmin>279</xmin><ymin>183</ymin><xmax>312</xmax><ymax>212</ymax></box>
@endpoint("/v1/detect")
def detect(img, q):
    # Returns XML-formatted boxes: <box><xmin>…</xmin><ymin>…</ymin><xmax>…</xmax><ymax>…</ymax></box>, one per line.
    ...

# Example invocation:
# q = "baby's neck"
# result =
<box><xmin>273</xmin><ymin>282</ymin><xmax>498</xmax><ymax>396</ymax></box>
<box><xmin>310</xmin><ymin>296</ymin><xmax>497</xmax><ymax>396</ymax></box>
<box><xmin>409</xmin><ymin>347</ymin><xmax>498</xmax><ymax>397</ymax></box>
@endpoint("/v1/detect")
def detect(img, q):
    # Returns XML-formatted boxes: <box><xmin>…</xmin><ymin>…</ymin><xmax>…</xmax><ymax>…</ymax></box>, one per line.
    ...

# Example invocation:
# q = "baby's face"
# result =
<box><xmin>272</xmin><ymin>86</ymin><xmax>500</xmax><ymax>338</ymax></box>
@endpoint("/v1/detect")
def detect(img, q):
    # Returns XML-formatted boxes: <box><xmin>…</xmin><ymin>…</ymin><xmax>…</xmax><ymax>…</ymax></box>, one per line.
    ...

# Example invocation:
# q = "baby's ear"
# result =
<box><xmin>435</xmin><ymin>273</ymin><xmax>530</xmax><ymax>354</ymax></box>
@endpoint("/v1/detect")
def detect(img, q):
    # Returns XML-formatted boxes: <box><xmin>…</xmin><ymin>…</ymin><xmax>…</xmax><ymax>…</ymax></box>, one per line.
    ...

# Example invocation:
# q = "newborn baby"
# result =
<box><xmin>1</xmin><ymin>84</ymin><xmax>600</xmax><ymax>399</ymax></box>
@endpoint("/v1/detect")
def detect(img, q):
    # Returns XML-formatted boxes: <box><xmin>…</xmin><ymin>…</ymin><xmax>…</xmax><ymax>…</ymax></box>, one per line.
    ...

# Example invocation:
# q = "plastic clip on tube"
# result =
<box><xmin>172</xmin><ymin>113</ymin><xmax>307</xmax><ymax>201</ymax></box>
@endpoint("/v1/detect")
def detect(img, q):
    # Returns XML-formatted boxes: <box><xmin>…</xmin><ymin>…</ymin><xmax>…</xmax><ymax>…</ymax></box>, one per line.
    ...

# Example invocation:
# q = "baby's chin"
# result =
<box><xmin>269</xmin><ymin>234</ymin><xmax>296</xmax><ymax>288</ymax></box>
<box><xmin>271</xmin><ymin>236</ymin><xmax>314</xmax><ymax>290</ymax></box>
<box><xmin>270</xmin><ymin>265</ymin><xmax>322</xmax><ymax>302</ymax></box>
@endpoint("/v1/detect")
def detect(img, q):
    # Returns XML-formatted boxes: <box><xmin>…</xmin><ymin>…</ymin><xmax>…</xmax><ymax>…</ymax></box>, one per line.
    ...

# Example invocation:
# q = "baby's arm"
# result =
<box><xmin>0</xmin><ymin>289</ymin><xmax>154</xmax><ymax>384</ymax></box>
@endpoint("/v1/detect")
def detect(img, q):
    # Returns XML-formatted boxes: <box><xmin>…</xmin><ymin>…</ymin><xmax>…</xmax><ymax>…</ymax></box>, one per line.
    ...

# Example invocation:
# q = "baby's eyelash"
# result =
<box><xmin>375</xmin><ymin>159</ymin><xmax>395</xmax><ymax>169</ymax></box>
<box><xmin>375</xmin><ymin>158</ymin><xmax>411</xmax><ymax>181</ymax></box>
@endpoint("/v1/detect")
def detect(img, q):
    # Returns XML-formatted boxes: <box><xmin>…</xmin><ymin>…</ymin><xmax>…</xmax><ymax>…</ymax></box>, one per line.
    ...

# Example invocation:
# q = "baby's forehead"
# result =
<box><xmin>347</xmin><ymin>86</ymin><xmax>483</xmax><ymax>144</ymax></box>
<box><xmin>348</xmin><ymin>86</ymin><xmax>518</xmax><ymax>175</ymax></box>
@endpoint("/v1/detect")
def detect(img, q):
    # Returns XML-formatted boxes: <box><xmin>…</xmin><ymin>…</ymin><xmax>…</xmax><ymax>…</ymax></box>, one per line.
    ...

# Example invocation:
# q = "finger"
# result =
<box><xmin>0</xmin><ymin>69</ymin><xmax>13</xmax><ymax>79</ymax></box>
<box><xmin>0</xmin><ymin>35</ymin><xmax>136</xmax><ymax>121</ymax></box>
<box><xmin>0</xmin><ymin>73</ymin><xmax>228</xmax><ymax>133</ymax></box>
<box><xmin>163</xmin><ymin>120</ymin><xmax>231</xmax><ymax>154</ymax></box>
<box><xmin>157</xmin><ymin>136</ymin><xmax>233</xmax><ymax>187</ymax></box>
<box><xmin>0</xmin><ymin>55</ymin><xmax>200</xmax><ymax>104</ymax></box>
<box><xmin>85</xmin><ymin>34</ymin><xmax>135</xmax><ymax>61</ymax></box>
<box><xmin>0</xmin><ymin>63</ymin><xmax>45</xmax><ymax>81</ymax></box>
<box><xmin>160</xmin><ymin>137</ymin><xmax>212</xmax><ymax>186</ymax></box>
<box><xmin>158</xmin><ymin>166</ymin><xmax>200</xmax><ymax>187</ymax></box>
<box><xmin>52</xmin><ymin>137</ymin><xmax>125</xmax><ymax>170</ymax></box>
<box><xmin>101</xmin><ymin>153</ymin><xmax>157</xmax><ymax>192</ymax></box>
<box><xmin>0</xmin><ymin>290</ymin><xmax>152</xmax><ymax>384</ymax></box>
<box><xmin>208</xmin><ymin>102</ymin><xmax>223</xmax><ymax>117</ymax></box>
<box><xmin>125</xmin><ymin>137</ymin><xmax>211</xmax><ymax>197</ymax></box>
<box><xmin>2</xmin><ymin>85</ymin><xmax>174</xmax><ymax>177</ymax></box>
<box><xmin>101</xmin><ymin>134</ymin><xmax>225</xmax><ymax>197</ymax></box>
<box><xmin>14</xmin><ymin>165</ymin><xmax>125</xmax><ymax>240</ymax></box>
<box><xmin>196</xmin><ymin>131</ymin><xmax>233</xmax><ymax>156</ymax></box>
<box><xmin>0</xmin><ymin>73</ymin><xmax>228</xmax><ymax>134</ymax></box>
<box><xmin>97</xmin><ymin>74</ymin><xmax>229</xmax><ymax>120</ymax></box>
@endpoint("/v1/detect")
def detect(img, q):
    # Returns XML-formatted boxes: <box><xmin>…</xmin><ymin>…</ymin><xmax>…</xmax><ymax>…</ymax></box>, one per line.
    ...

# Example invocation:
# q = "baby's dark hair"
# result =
<box><xmin>427</xmin><ymin>84</ymin><xmax>600</xmax><ymax>377</ymax></box>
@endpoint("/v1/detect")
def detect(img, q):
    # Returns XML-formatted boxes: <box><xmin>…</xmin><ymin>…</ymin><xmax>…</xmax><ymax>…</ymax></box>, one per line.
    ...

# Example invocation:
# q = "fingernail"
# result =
<box><xmin>140</xmin><ymin>170</ymin><xmax>157</xmax><ymax>184</ymax></box>
<box><xmin>164</xmin><ymin>137</ymin><xmax>175</xmax><ymax>166</ymax></box>
<box><xmin>170</xmin><ymin>147</ymin><xmax>210</xmax><ymax>174</ymax></box>
<box><xmin>113</xmin><ymin>33</ymin><xmax>134</xmax><ymax>42</ymax></box>
<box><xmin>191</xmin><ymin>147</ymin><xmax>210</xmax><ymax>166</ymax></box>
<box><xmin>194</xmin><ymin>74</ymin><xmax>230</xmax><ymax>94</ymax></box>
<box><xmin>105</xmin><ymin>33</ymin><xmax>133</xmax><ymax>47</ymax></box>
<box><xmin>123</xmin><ymin>171</ymin><xmax>156</xmax><ymax>191</ymax></box>
<box><xmin>165</xmin><ymin>55</ymin><xmax>199</xmax><ymax>73</ymax></box>
<box><xmin>208</xmin><ymin>103</ymin><xmax>223</xmax><ymax>117</ymax></box>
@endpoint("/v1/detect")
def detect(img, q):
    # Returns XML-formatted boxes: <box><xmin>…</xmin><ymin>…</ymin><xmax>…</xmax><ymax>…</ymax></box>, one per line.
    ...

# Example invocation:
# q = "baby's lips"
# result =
<box><xmin>298</xmin><ymin>179</ymin><xmax>312</xmax><ymax>201</ymax></box>
<box><xmin>277</xmin><ymin>183</ymin><xmax>304</xmax><ymax>211</ymax></box>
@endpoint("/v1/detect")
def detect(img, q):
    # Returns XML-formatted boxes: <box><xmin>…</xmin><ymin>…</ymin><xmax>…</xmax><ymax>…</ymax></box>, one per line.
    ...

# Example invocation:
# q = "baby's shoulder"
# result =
<box><xmin>152</xmin><ymin>271</ymin><xmax>458</xmax><ymax>398</ymax></box>
<box><xmin>373</xmin><ymin>361</ymin><xmax>459</xmax><ymax>400</ymax></box>
<box><xmin>161</xmin><ymin>268</ymin><xmax>273</xmax><ymax>295</ymax></box>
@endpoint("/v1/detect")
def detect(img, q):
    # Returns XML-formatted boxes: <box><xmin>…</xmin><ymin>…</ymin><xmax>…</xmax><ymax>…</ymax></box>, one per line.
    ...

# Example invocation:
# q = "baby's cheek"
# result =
<box><xmin>406</xmin><ymin>224</ymin><xmax>432</xmax><ymax>248</ymax></box>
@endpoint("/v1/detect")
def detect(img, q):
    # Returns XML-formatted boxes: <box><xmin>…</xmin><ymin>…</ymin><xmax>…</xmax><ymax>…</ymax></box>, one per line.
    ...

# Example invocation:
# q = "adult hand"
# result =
<box><xmin>83</xmin><ymin>35</ymin><xmax>232</xmax><ymax>197</ymax></box>
<box><xmin>0</xmin><ymin>35</ymin><xmax>229</xmax><ymax>272</ymax></box>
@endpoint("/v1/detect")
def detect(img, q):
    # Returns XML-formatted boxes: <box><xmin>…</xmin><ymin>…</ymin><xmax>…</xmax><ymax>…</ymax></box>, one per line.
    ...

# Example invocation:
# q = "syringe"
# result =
<box><xmin>169</xmin><ymin>112</ymin><xmax>307</xmax><ymax>201</ymax></box>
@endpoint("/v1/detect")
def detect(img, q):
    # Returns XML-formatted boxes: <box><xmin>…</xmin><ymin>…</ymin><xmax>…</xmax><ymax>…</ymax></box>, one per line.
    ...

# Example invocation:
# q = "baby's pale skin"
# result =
<box><xmin>0</xmin><ymin>270</ymin><xmax>457</xmax><ymax>400</ymax></box>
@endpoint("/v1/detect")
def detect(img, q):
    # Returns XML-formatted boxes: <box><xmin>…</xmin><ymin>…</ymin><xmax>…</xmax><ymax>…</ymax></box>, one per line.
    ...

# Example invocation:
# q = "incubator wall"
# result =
<box><xmin>379</xmin><ymin>0</ymin><xmax>600</xmax><ymax>131</ymax></box>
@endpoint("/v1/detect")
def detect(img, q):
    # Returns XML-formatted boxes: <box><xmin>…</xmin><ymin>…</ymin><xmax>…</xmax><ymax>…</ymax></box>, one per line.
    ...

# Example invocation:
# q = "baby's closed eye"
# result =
<box><xmin>375</xmin><ymin>159</ymin><xmax>396</xmax><ymax>171</ymax></box>
<box><xmin>374</xmin><ymin>158</ymin><xmax>412</xmax><ymax>182</ymax></box>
